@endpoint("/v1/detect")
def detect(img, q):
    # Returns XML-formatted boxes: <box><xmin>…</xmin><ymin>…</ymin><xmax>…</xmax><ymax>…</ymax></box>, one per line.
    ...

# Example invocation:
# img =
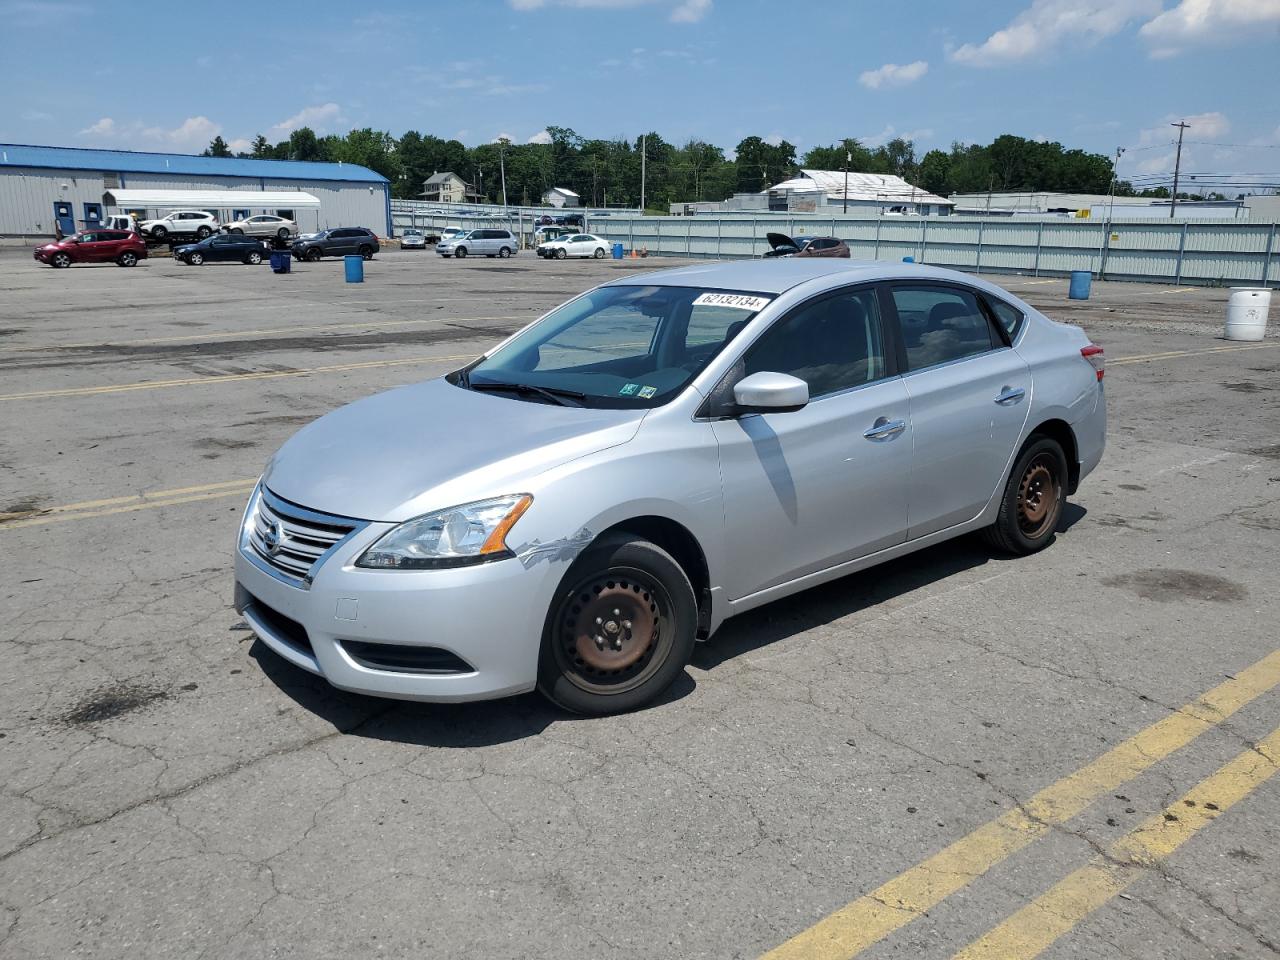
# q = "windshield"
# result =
<box><xmin>459</xmin><ymin>285</ymin><xmax>773</xmax><ymax>408</ymax></box>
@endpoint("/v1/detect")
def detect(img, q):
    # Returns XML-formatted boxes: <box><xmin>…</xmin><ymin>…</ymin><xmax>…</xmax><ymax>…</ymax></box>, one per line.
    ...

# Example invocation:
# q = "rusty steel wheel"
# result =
<box><xmin>553</xmin><ymin>568</ymin><xmax>669</xmax><ymax>693</ymax></box>
<box><xmin>1017</xmin><ymin>453</ymin><xmax>1060</xmax><ymax>539</ymax></box>
<box><xmin>984</xmin><ymin>436</ymin><xmax>1068</xmax><ymax>556</ymax></box>
<box><xmin>539</xmin><ymin>535</ymin><xmax>697</xmax><ymax>715</ymax></box>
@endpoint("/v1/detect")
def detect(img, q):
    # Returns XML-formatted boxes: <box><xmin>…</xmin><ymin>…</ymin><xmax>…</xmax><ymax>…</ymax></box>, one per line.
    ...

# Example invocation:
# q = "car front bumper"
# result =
<box><xmin>233</xmin><ymin>490</ymin><xmax>556</xmax><ymax>703</ymax></box>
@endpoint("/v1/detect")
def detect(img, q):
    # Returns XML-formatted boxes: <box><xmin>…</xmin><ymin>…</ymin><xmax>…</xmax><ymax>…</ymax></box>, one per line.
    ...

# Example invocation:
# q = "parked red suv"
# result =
<box><xmin>34</xmin><ymin>230</ymin><xmax>148</xmax><ymax>268</ymax></box>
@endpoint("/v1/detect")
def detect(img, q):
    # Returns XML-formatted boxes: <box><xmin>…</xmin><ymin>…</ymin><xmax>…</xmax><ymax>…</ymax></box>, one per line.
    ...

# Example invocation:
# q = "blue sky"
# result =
<box><xmin>3</xmin><ymin>0</ymin><xmax>1278</xmax><ymax>187</ymax></box>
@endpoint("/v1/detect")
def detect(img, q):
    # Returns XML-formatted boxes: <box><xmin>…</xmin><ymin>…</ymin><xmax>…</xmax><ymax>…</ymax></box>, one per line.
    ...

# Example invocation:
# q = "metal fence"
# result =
<box><xmin>389</xmin><ymin>206</ymin><xmax>1280</xmax><ymax>287</ymax></box>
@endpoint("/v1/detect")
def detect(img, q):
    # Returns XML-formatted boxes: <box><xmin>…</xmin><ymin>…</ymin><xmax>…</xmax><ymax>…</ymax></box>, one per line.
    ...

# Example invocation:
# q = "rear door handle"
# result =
<box><xmin>994</xmin><ymin>386</ymin><xmax>1026</xmax><ymax>405</ymax></box>
<box><xmin>863</xmin><ymin>417</ymin><xmax>907</xmax><ymax>441</ymax></box>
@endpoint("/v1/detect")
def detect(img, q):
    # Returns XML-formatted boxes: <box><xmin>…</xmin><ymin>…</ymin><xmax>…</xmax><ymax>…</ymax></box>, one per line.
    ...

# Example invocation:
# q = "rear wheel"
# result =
<box><xmin>151</xmin><ymin>226</ymin><xmax>167</xmax><ymax>240</ymax></box>
<box><xmin>196</xmin><ymin>226</ymin><xmax>212</xmax><ymax>239</ymax></box>
<box><xmin>538</xmin><ymin>535</ymin><xmax>696</xmax><ymax>715</ymax></box>
<box><xmin>359</xmin><ymin>245</ymin><xmax>374</xmax><ymax>260</ymax></box>
<box><xmin>499</xmin><ymin>246</ymin><xmax>511</xmax><ymax>258</ymax></box>
<box><xmin>594</xmin><ymin>247</ymin><xmax>605</xmax><ymax>258</ymax></box>
<box><xmin>983</xmin><ymin>436</ymin><xmax>1068</xmax><ymax>555</ymax></box>
<box><xmin>276</xmin><ymin>227</ymin><xmax>290</xmax><ymax>240</ymax></box>
<box><xmin>51</xmin><ymin>252</ymin><xmax>72</xmax><ymax>268</ymax></box>
<box><xmin>189</xmin><ymin>252</ymin><xmax>204</xmax><ymax>265</ymax></box>
<box><xmin>454</xmin><ymin>246</ymin><xmax>467</xmax><ymax>259</ymax></box>
<box><xmin>245</xmin><ymin>251</ymin><xmax>262</xmax><ymax>265</ymax></box>
<box><xmin>117</xmin><ymin>251</ymin><xmax>138</xmax><ymax>267</ymax></box>
<box><xmin>305</xmin><ymin>248</ymin><xmax>322</xmax><ymax>262</ymax></box>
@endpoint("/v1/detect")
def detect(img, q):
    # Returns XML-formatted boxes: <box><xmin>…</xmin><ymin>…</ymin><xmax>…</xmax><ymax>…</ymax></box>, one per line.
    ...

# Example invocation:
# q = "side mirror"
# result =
<box><xmin>733</xmin><ymin>372</ymin><xmax>809</xmax><ymax>414</ymax></box>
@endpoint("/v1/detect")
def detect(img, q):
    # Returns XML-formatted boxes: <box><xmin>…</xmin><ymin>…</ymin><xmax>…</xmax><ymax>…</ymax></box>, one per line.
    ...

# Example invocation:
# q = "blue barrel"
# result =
<box><xmin>902</xmin><ymin>255</ymin><xmax>915</xmax><ymax>263</ymax></box>
<box><xmin>269</xmin><ymin>251</ymin><xmax>290</xmax><ymax>274</ymax></box>
<box><xmin>344</xmin><ymin>254</ymin><xmax>364</xmax><ymax>283</ymax></box>
<box><xmin>1069</xmin><ymin>270</ymin><xmax>1092</xmax><ymax>300</ymax></box>
<box><xmin>612</xmin><ymin>242</ymin><xmax>624</xmax><ymax>260</ymax></box>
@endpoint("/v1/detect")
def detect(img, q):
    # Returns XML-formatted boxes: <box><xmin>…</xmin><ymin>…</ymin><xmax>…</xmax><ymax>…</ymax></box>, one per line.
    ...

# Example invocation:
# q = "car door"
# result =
<box><xmin>75</xmin><ymin>232</ymin><xmax>107</xmax><ymax>262</ymax></box>
<box><xmin>711</xmin><ymin>285</ymin><xmax>912</xmax><ymax>600</ymax></box>
<box><xmin>884</xmin><ymin>282</ymin><xmax>1032</xmax><ymax>540</ymax></box>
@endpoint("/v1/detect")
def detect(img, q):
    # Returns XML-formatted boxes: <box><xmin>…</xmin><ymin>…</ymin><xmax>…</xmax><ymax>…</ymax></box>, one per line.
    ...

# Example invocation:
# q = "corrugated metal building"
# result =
<box><xmin>0</xmin><ymin>144</ymin><xmax>391</xmax><ymax>239</ymax></box>
<box><xmin>768</xmin><ymin>170</ymin><xmax>953</xmax><ymax>215</ymax></box>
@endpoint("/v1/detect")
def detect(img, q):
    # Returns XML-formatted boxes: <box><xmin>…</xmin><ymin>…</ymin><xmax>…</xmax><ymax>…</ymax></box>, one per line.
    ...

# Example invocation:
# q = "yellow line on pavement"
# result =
<box><xmin>759</xmin><ymin>649</ymin><xmax>1280</xmax><ymax>960</ymax></box>
<box><xmin>953</xmin><ymin>725</ymin><xmax>1280</xmax><ymax>960</ymax></box>
<box><xmin>0</xmin><ymin>316</ymin><xmax>521</xmax><ymax>353</ymax></box>
<box><xmin>0</xmin><ymin>486</ymin><xmax>258</xmax><ymax>530</ymax></box>
<box><xmin>0</xmin><ymin>477</ymin><xmax>257</xmax><ymax>522</ymax></box>
<box><xmin>1110</xmin><ymin>341</ymin><xmax>1278</xmax><ymax>366</ymax></box>
<box><xmin>0</xmin><ymin>352</ymin><xmax>478</xmax><ymax>402</ymax></box>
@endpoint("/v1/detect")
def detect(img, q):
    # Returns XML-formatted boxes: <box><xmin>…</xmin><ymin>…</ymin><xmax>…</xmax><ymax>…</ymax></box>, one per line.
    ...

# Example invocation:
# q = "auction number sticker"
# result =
<box><xmin>693</xmin><ymin>293</ymin><xmax>772</xmax><ymax>311</ymax></box>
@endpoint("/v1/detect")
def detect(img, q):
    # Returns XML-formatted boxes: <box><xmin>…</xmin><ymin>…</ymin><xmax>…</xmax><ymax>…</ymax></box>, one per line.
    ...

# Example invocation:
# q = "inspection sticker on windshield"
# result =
<box><xmin>693</xmin><ymin>293</ymin><xmax>771</xmax><ymax>311</ymax></box>
<box><xmin>637</xmin><ymin>386</ymin><xmax>657</xmax><ymax>399</ymax></box>
<box><xmin>619</xmin><ymin>383</ymin><xmax>640</xmax><ymax>396</ymax></box>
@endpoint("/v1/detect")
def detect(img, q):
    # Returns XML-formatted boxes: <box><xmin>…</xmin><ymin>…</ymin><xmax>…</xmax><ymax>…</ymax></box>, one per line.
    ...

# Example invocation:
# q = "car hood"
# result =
<box><xmin>766</xmin><ymin>231</ymin><xmax>799</xmax><ymax>250</ymax></box>
<box><xmin>261</xmin><ymin>377</ymin><xmax>646</xmax><ymax>522</ymax></box>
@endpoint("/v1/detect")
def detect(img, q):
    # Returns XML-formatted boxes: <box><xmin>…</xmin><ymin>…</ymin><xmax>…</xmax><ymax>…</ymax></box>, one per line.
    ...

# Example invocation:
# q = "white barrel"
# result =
<box><xmin>1224</xmin><ymin>287</ymin><xmax>1271</xmax><ymax>342</ymax></box>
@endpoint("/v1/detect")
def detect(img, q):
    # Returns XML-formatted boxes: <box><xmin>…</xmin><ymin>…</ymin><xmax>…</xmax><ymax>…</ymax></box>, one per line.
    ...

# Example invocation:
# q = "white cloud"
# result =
<box><xmin>79</xmin><ymin>117</ymin><xmax>116</xmax><ymax>136</ymax></box>
<box><xmin>226</xmin><ymin>137</ymin><xmax>253</xmax><ymax>154</ymax></box>
<box><xmin>527</xmin><ymin>129</ymin><xmax>553</xmax><ymax>144</ymax></box>
<box><xmin>163</xmin><ymin>116</ymin><xmax>221</xmax><ymax>148</ymax></box>
<box><xmin>268</xmin><ymin>102</ymin><xmax>342</xmax><ymax>137</ymax></box>
<box><xmin>951</xmin><ymin>0</ymin><xmax>1159</xmax><ymax>65</ymax></box>
<box><xmin>508</xmin><ymin>0</ymin><xmax>711</xmax><ymax>21</ymax></box>
<box><xmin>444</xmin><ymin>75</ymin><xmax>544</xmax><ymax>96</ymax></box>
<box><xmin>1139</xmin><ymin>0</ymin><xmax>1280</xmax><ymax>56</ymax></box>
<box><xmin>859</xmin><ymin>124</ymin><xmax>934</xmax><ymax>147</ymax></box>
<box><xmin>22</xmin><ymin>109</ymin><xmax>53</xmax><ymax>122</ymax></box>
<box><xmin>858</xmin><ymin>60</ymin><xmax>928</xmax><ymax>89</ymax></box>
<box><xmin>763</xmin><ymin>134</ymin><xmax>784</xmax><ymax>147</ymax></box>
<box><xmin>1</xmin><ymin>1</ymin><xmax>90</xmax><ymax>27</ymax></box>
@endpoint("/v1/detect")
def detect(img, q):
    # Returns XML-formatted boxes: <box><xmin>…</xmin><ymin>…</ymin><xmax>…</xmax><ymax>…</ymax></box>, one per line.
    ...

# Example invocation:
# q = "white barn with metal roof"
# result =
<box><xmin>767</xmin><ymin>169</ymin><xmax>952</xmax><ymax>215</ymax></box>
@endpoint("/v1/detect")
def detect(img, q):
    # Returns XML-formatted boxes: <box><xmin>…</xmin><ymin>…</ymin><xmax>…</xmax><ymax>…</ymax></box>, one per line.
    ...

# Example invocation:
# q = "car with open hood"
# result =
<box><xmin>235</xmin><ymin>259</ymin><xmax>1106</xmax><ymax>715</ymax></box>
<box><xmin>763</xmin><ymin>232</ymin><xmax>849</xmax><ymax>258</ymax></box>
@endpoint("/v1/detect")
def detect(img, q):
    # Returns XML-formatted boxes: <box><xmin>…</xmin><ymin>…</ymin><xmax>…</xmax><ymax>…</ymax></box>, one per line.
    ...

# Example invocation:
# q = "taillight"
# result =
<box><xmin>1081</xmin><ymin>344</ymin><xmax>1105</xmax><ymax>381</ymax></box>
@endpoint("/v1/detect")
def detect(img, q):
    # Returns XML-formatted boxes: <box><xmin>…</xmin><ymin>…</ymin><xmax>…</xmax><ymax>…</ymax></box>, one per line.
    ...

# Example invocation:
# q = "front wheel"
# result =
<box><xmin>51</xmin><ymin>252</ymin><xmax>72</xmax><ymax>268</ymax></box>
<box><xmin>305</xmin><ymin>248</ymin><xmax>322</xmax><ymax>262</ymax></box>
<box><xmin>189</xmin><ymin>252</ymin><xmax>204</xmax><ymax>265</ymax></box>
<box><xmin>538</xmin><ymin>535</ymin><xmax>696</xmax><ymax>716</ymax></box>
<box><xmin>245</xmin><ymin>251</ymin><xmax>262</xmax><ymax>265</ymax></box>
<box><xmin>230</xmin><ymin>228</ymin><xmax>244</xmax><ymax>235</ymax></box>
<box><xmin>117</xmin><ymin>252</ymin><xmax>138</xmax><ymax>267</ymax></box>
<box><xmin>983</xmin><ymin>436</ymin><xmax>1068</xmax><ymax>555</ymax></box>
<box><xmin>555</xmin><ymin>248</ymin><xmax>567</xmax><ymax>260</ymax></box>
<box><xmin>594</xmin><ymin>247</ymin><xmax>605</xmax><ymax>258</ymax></box>
<box><xmin>454</xmin><ymin>246</ymin><xmax>467</xmax><ymax>259</ymax></box>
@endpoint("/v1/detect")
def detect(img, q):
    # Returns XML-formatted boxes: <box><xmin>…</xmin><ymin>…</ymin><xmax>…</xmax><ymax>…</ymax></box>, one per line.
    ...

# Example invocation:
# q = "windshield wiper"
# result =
<box><xmin>468</xmin><ymin>379</ymin><xmax>586</xmax><ymax>407</ymax></box>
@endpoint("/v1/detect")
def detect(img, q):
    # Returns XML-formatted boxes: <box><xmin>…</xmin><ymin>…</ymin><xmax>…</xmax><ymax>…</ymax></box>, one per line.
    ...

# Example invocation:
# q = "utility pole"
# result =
<box><xmin>498</xmin><ymin>139</ymin><xmax>508</xmax><ymax>212</ymax></box>
<box><xmin>843</xmin><ymin>142</ymin><xmax>850</xmax><ymax>214</ymax></box>
<box><xmin>1170</xmin><ymin>120</ymin><xmax>1190</xmax><ymax>219</ymax></box>
<box><xmin>640</xmin><ymin>134</ymin><xmax>647</xmax><ymax>213</ymax></box>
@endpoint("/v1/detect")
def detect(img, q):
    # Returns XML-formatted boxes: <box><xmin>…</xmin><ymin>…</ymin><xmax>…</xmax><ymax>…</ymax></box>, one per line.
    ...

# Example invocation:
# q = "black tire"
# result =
<box><xmin>151</xmin><ymin>226</ymin><xmax>168</xmax><ymax>240</ymax></box>
<box><xmin>983</xmin><ymin>436</ymin><xmax>1068</xmax><ymax>556</ymax></box>
<box><xmin>594</xmin><ymin>247</ymin><xmax>605</xmax><ymax>258</ymax></box>
<box><xmin>305</xmin><ymin>248</ymin><xmax>322</xmax><ymax>262</ymax></box>
<box><xmin>537</xmin><ymin>535</ymin><xmax>697</xmax><ymax>715</ymax></box>
<box><xmin>277</xmin><ymin>228</ymin><xmax>290</xmax><ymax>240</ymax></box>
<box><xmin>455</xmin><ymin>246</ymin><xmax>467</xmax><ymax>259</ymax></box>
<box><xmin>499</xmin><ymin>246</ymin><xmax>511</xmax><ymax>258</ymax></box>
<box><xmin>117</xmin><ymin>251</ymin><xmax>138</xmax><ymax>267</ymax></box>
<box><xmin>245</xmin><ymin>251</ymin><xmax>263</xmax><ymax>265</ymax></box>
<box><xmin>555</xmin><ymin>248</ymin><xmax>567</xmax><ymax>260</ymax></box>
<box><xmin>189</xmin><ymin>252</ymin><xmax>204</xmax><ymax>265</ymax></box>
<box><xmin>196</xmin><ymin>226</ymin><xmax>212</xmax><ymax>239</ymax></box>
<box><xmin>51</xmin><ymin>252</ymin><xmax>72</xmax><ymax>268</ymax></box>
<box><xmin>359</xmin><ymin>245</ymin><xmax>374</xmax><ymax>260</ymax></box>
<box><xmin>231</xmin><ymin>228</ymin><xmax>245</xmax><ymax>235</ymax></box>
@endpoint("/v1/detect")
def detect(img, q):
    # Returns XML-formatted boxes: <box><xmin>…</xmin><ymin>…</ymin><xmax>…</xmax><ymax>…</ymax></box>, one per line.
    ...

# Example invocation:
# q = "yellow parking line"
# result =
<box><xmin>953</xmin><ymin>724</ymin><xmax>1280</xmax><ymax>960</ymax></box>
<box><xmin>0</xmin><ymin>477</ymin><xmax>258</xmax><ymax>522</ymax></box>
<box><xmin>0</xmin><ymin>316</ymin><xmax>521</xmax><ymax>354</ymax></box>
<box><xmin>759</xmin><ymin>648</ymin><xmax>1280</xmax><ymax>960</ymax></box>
<box><xmin>0</xmin><ymin>486</ymin><xmax>258</xmax><ymax>530</ymax></box>
<box><xmin>0</xmin><ymin>352</ymin><xmax>478</xmax><ymax>402</ymax></box>
<box><xmin>1111</xmin><ymin>342</ymin><xmax>1278</xmax><ymax>365</ymax></box>
<box><xmin>1021</xmin><ymin>280</ymin><xmax>1061</xmax><ymax>285</ymax></box>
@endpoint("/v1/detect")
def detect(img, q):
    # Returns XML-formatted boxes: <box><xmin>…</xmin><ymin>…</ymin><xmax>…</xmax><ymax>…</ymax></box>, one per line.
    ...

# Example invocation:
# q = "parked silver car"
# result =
<box><xmin>235</xmin><ymin>260</ymin><xmax>1105</xmax><ymax>715</ymax></box>
<box><xmin>436</xmin><ymin>228</ymin><xmax>518</xmax><ymax>259</ymax></box>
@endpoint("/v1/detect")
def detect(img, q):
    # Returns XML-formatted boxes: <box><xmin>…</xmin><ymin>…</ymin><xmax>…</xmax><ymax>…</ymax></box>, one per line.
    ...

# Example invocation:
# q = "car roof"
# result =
<box><xmin>605</xmin><ymin>259</ymin><xmax>1004</xmax><ymax>296</ymax></box>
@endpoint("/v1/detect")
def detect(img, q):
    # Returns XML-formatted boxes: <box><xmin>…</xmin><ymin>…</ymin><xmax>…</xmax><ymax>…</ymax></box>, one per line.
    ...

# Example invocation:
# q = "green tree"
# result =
<box><xmin>917</xmin><ymin>149</ymin><xmax>951</xmax><ymax>195</ymax></box>
<box><xmin>287</xmin><ymin>127</ymin><xmax>324</xmax><ymax>162</ymax></box>
<box><xmin>203</xmin><ymin>135</ymin><xmax>231</xmax><ymax>158</ymax></box>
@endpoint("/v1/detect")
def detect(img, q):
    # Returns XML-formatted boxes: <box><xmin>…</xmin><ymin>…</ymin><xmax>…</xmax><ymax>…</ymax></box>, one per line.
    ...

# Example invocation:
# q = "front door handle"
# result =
<box><xmin>863</xmin><ymin>417</ymin><xmax>907</xmax><ymax>441</ymax></box>
<box><xmin>994</xmin><ymin>386</ymin><xmax>1026</xmax><ymax>405</ymax></box>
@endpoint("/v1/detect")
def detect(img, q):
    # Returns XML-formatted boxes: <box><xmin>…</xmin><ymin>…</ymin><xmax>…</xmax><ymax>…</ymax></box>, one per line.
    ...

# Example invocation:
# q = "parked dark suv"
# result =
<box><xmin>291</xmin><ymin>228</ymin><xmax>380</xmax><ymax>262</ymax></box>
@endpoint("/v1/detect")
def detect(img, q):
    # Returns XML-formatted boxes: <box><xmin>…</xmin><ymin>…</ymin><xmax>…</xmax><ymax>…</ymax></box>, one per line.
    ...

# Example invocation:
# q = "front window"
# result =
<box><xmin>459</xmin><ymin>285</ymin><xmax>772</xmax><ymax>408</ymax></box>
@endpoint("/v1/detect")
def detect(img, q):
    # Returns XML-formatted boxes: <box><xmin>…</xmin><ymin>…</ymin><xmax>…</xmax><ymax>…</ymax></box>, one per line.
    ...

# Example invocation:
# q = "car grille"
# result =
<box><xmin>249</xmin><ymin>488</ymin><xmax>361</xmax><ymax>583</ymax></box>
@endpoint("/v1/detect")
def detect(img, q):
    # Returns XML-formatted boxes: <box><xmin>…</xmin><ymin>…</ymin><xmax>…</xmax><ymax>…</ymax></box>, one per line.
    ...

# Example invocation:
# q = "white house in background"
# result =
<box><xmin>767</xmin><ymin>169</ymin><xmax>953</xmax><ymax>216</ymax></box>
<box><xmin>420</xmin><ymin>171</ymin><xmax>474</xmax><ymax>204</ymax></box>
<box><xmin>542</xmin><ymin>186</ymin><xmax>580</xmax><ymax>208</ymax></box>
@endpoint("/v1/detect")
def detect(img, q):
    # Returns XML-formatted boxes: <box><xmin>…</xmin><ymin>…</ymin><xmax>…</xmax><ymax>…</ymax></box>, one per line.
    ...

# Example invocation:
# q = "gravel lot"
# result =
<box><xmin>1</xmin><ymin>248</ymin><xmax>1278</xmax><ymax>959</ymax></box>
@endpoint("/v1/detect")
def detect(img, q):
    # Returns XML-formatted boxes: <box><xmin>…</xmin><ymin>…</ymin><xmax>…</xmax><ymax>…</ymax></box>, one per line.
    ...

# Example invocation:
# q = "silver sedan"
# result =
<box><xmin>235</xmin><ymin>260</ymin><xmax>1106</xmax><ymax>714</ymax></box>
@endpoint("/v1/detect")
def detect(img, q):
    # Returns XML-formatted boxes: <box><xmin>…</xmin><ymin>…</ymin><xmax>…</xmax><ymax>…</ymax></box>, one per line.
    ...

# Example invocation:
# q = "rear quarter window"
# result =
<box><xmin>984</xmin><ymin>296</ymin><xmax>1025</xmax><ymax>340</ymax></box>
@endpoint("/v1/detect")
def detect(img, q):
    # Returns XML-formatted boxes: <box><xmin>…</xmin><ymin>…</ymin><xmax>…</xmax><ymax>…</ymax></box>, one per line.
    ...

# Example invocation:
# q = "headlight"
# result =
<box><xmin>356</xmin><ymin>494</ymin><xmax>532</xmax><ymax>569</ymax></box>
